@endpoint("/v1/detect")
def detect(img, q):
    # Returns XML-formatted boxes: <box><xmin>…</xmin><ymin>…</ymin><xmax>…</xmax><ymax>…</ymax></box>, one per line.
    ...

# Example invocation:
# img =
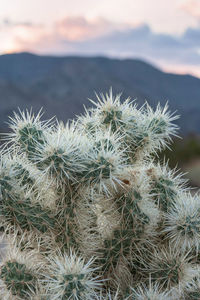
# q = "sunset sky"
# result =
<box><xmin>0</xmin><ymin>0</ymin><xmax>200</xmax><ymax>76</ymax></box>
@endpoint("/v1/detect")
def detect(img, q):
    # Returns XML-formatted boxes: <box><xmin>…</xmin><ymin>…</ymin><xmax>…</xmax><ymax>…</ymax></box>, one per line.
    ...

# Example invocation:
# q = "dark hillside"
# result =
<box><xmin>0</xmin><ymin>53</ymin><xmax>199</xmax><ymax>134</ymax></box>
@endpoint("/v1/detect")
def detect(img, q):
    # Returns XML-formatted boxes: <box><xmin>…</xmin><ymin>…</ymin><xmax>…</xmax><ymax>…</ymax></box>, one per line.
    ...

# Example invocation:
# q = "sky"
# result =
<box><xmin>0</xmin><ymin>0</ymin><xmax>200</xmax><ymax>77</ymax></box>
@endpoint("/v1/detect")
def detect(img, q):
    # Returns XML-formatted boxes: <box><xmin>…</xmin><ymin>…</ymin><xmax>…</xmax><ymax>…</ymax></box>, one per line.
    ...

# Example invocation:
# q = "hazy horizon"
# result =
<box><xmin>1</xmin><ymin>0</ymin><xmax>200</xmax><ymax>77</ymax></box>
<box><xmin>2</xmin><ymin>50</ymin><xmax>200</xmax><ymax>79</ymax></box>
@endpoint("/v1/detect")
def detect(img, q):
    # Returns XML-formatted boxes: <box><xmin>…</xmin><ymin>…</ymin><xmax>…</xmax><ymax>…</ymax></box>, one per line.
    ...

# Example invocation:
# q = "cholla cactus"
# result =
<box><xmin>0</xmin><ymin>89</ymin><xmax>199</xmax><ymax>299</ymax></box>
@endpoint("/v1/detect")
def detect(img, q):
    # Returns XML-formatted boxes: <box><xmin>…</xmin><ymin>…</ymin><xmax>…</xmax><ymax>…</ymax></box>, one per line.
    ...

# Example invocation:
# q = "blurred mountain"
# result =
<box><xmin>0</xmin><ymin>52</ymin><xmax>199</xmax><ymax>134</ymax></box>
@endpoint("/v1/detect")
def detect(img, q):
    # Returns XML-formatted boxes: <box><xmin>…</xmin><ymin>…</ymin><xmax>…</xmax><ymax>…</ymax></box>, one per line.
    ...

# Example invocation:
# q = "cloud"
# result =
<box><xmin>1</xmin><ymin>15</ymin><xmax>200</xmax><ymax>77</ymax></box>
<box><xmin>0</xmin><ymin>16</ymin><xmax>134</xmax><ymax>53</ymax></box>
<box><xmin>54</xmin><ymin>16</ymin><xmax>130</xmax><ymax>41</ymax></box>
<box><xmin>57</xmin><ymin>23</ymin><xmax>200</xmax><ymax>65</ymax></box>
<box><xmin>2</xmin><ymin>19</ymin><xmax>35</xmax><ymax>27</ymax></box>
<box><xmin>181</xmin><ymin>0</ymin><xmax>200</xmax><ymax>20</ymax></box>
<box><xmin>0</xmin><ymin>18</ymin><xmax>47</xmax><ymax>53</ymax></box>
<box><xmin>53</xmin><ymin>23</ymin><xmax>200</xmax><ymax>77</ymax></box>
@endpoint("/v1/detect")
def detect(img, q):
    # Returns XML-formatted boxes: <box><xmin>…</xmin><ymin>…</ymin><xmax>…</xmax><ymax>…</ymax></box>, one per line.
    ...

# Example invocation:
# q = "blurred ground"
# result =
<box><xmin>160</xmin><ymin>134</ymin><xmax>200</xmax><ymax>189</ymax></box>
<box><xmin>183</xmin><ymin>159</ymin><xmax>200</xmax><ymax>188</ymax></box>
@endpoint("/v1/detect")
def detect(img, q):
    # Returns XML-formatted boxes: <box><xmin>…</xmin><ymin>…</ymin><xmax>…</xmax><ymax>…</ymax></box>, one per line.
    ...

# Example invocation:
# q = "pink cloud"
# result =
<box><xmin>181</xmin><ymin>0</ymin><xmax>200</xmax><ymax>20</ymax></box>
<box><xmin>159</xmin><ymin>61</ymin><xmax>200</xmax><ymax>78</ymax></box>
<box><xmin>0</xmin><ymin>20</ymin><xmax>47</xmax><ymax>53</ymax></box>
<box><xmin>0</xmin><ymin>16</ymin><xmax>133</xmax><ymax>53</ymax></box>
<box><xmin>55</xmin><ymin>16</ymin><xmax>127</xmax><ymax>41</ymax></box>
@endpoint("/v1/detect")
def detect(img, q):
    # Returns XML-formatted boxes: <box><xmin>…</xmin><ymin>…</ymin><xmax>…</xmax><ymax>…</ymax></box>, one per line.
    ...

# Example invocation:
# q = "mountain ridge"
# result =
<box><xmin>0</xmin><ymin>52</ymin><xmax>199</xmax><ymax>135</ymax></box>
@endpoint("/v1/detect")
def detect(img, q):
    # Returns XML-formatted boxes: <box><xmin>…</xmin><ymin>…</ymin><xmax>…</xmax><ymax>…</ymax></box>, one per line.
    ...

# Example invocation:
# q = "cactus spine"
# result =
<box><xmin>0</xmin><ymin>89</ymin><xmax>199</xmax><ymax>299</ymax></box>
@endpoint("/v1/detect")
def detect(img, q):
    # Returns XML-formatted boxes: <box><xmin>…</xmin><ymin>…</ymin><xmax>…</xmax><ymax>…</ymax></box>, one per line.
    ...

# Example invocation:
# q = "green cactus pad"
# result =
<box><xmin>177</xmin><ymin>213</ymin><xmax>200</xmax><ymax>238</ymax></box>
<box><xmin>18</xmin><ymin>124</ymin><xmax>45</xmax><ymax>159</ymax></box>
<box><xmin>0</xmin><ymin>261</ymin><xmax>36</xmax><ymax>298</ymax></box>
<box><xmin>101</xmin><ymin>109</ymin><xmax>123</xmax><ymax>132</ymax></box>
<box><xmin>151</xmin><ymin>176</ymin><xmax>177</xmax><ymax>211</ymax></box>
<box><xmin>0</xmin><ymin>191</ymin><xmax>55</xmax><ymax>233</ymax></box>
<box><xmin>99</xmin><ymin>229</ymin><xmax>132</xmax><ymax>273</ymax></box>
<box><xmin>185</xmin><ymin>291</ymin><xmax>200</xmax><ymax>300</ymax></box>
<box><xmin>117</xmin><ymin>190</ymin><xmax>150</xmax><ymax>235</ymax></box>
<box><xmin>147</xmin><ymin>117</ymin><xmax>168</xmax><ymax>135</ymax></box>
<box><xmin>61</xmin><ymin>273</ymin><xmax>87</xmax><ymax>299</ymax></box>
<box><xmin>13</xmin><ymin>163</ymin><xmax>35</xmax><ymax>188</ymax></box>
<box><xmin>82</xmin><ymin>156</ymin><xmax>114</xmax><ymax>182</ymax></box>
<box><xmin>151</xmin><ymin>258</ymin><xmax>181</xmax><ymax>289</ymax></box>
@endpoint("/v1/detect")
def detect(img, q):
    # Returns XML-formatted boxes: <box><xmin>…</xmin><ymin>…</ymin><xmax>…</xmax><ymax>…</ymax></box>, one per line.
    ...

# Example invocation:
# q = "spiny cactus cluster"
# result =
<box><xmin>0</xmin><ymin>90</ymin><xmax>199</xmax><ymax>299</ymax></box>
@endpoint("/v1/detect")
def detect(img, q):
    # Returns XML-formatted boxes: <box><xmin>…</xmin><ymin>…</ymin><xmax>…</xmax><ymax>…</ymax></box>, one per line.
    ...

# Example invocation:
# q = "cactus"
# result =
<box><xmin>0</xmin><ymin>236</ymin><xmax>43</xmax><ymax>299</ymax></box>
<box><xmin>0</xmin><ymin>89</ymin><xmax>199</xmax><ymax>299</ymax></box>
<box><xmin>1</xmin><ymin>261</ymin><xmax>36</xmax><ymax>297</ymax></box>
<box><xmin>45</xmin><ymin>250</ymin><xmax>101</xmax><ymax>299</ymax></box>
